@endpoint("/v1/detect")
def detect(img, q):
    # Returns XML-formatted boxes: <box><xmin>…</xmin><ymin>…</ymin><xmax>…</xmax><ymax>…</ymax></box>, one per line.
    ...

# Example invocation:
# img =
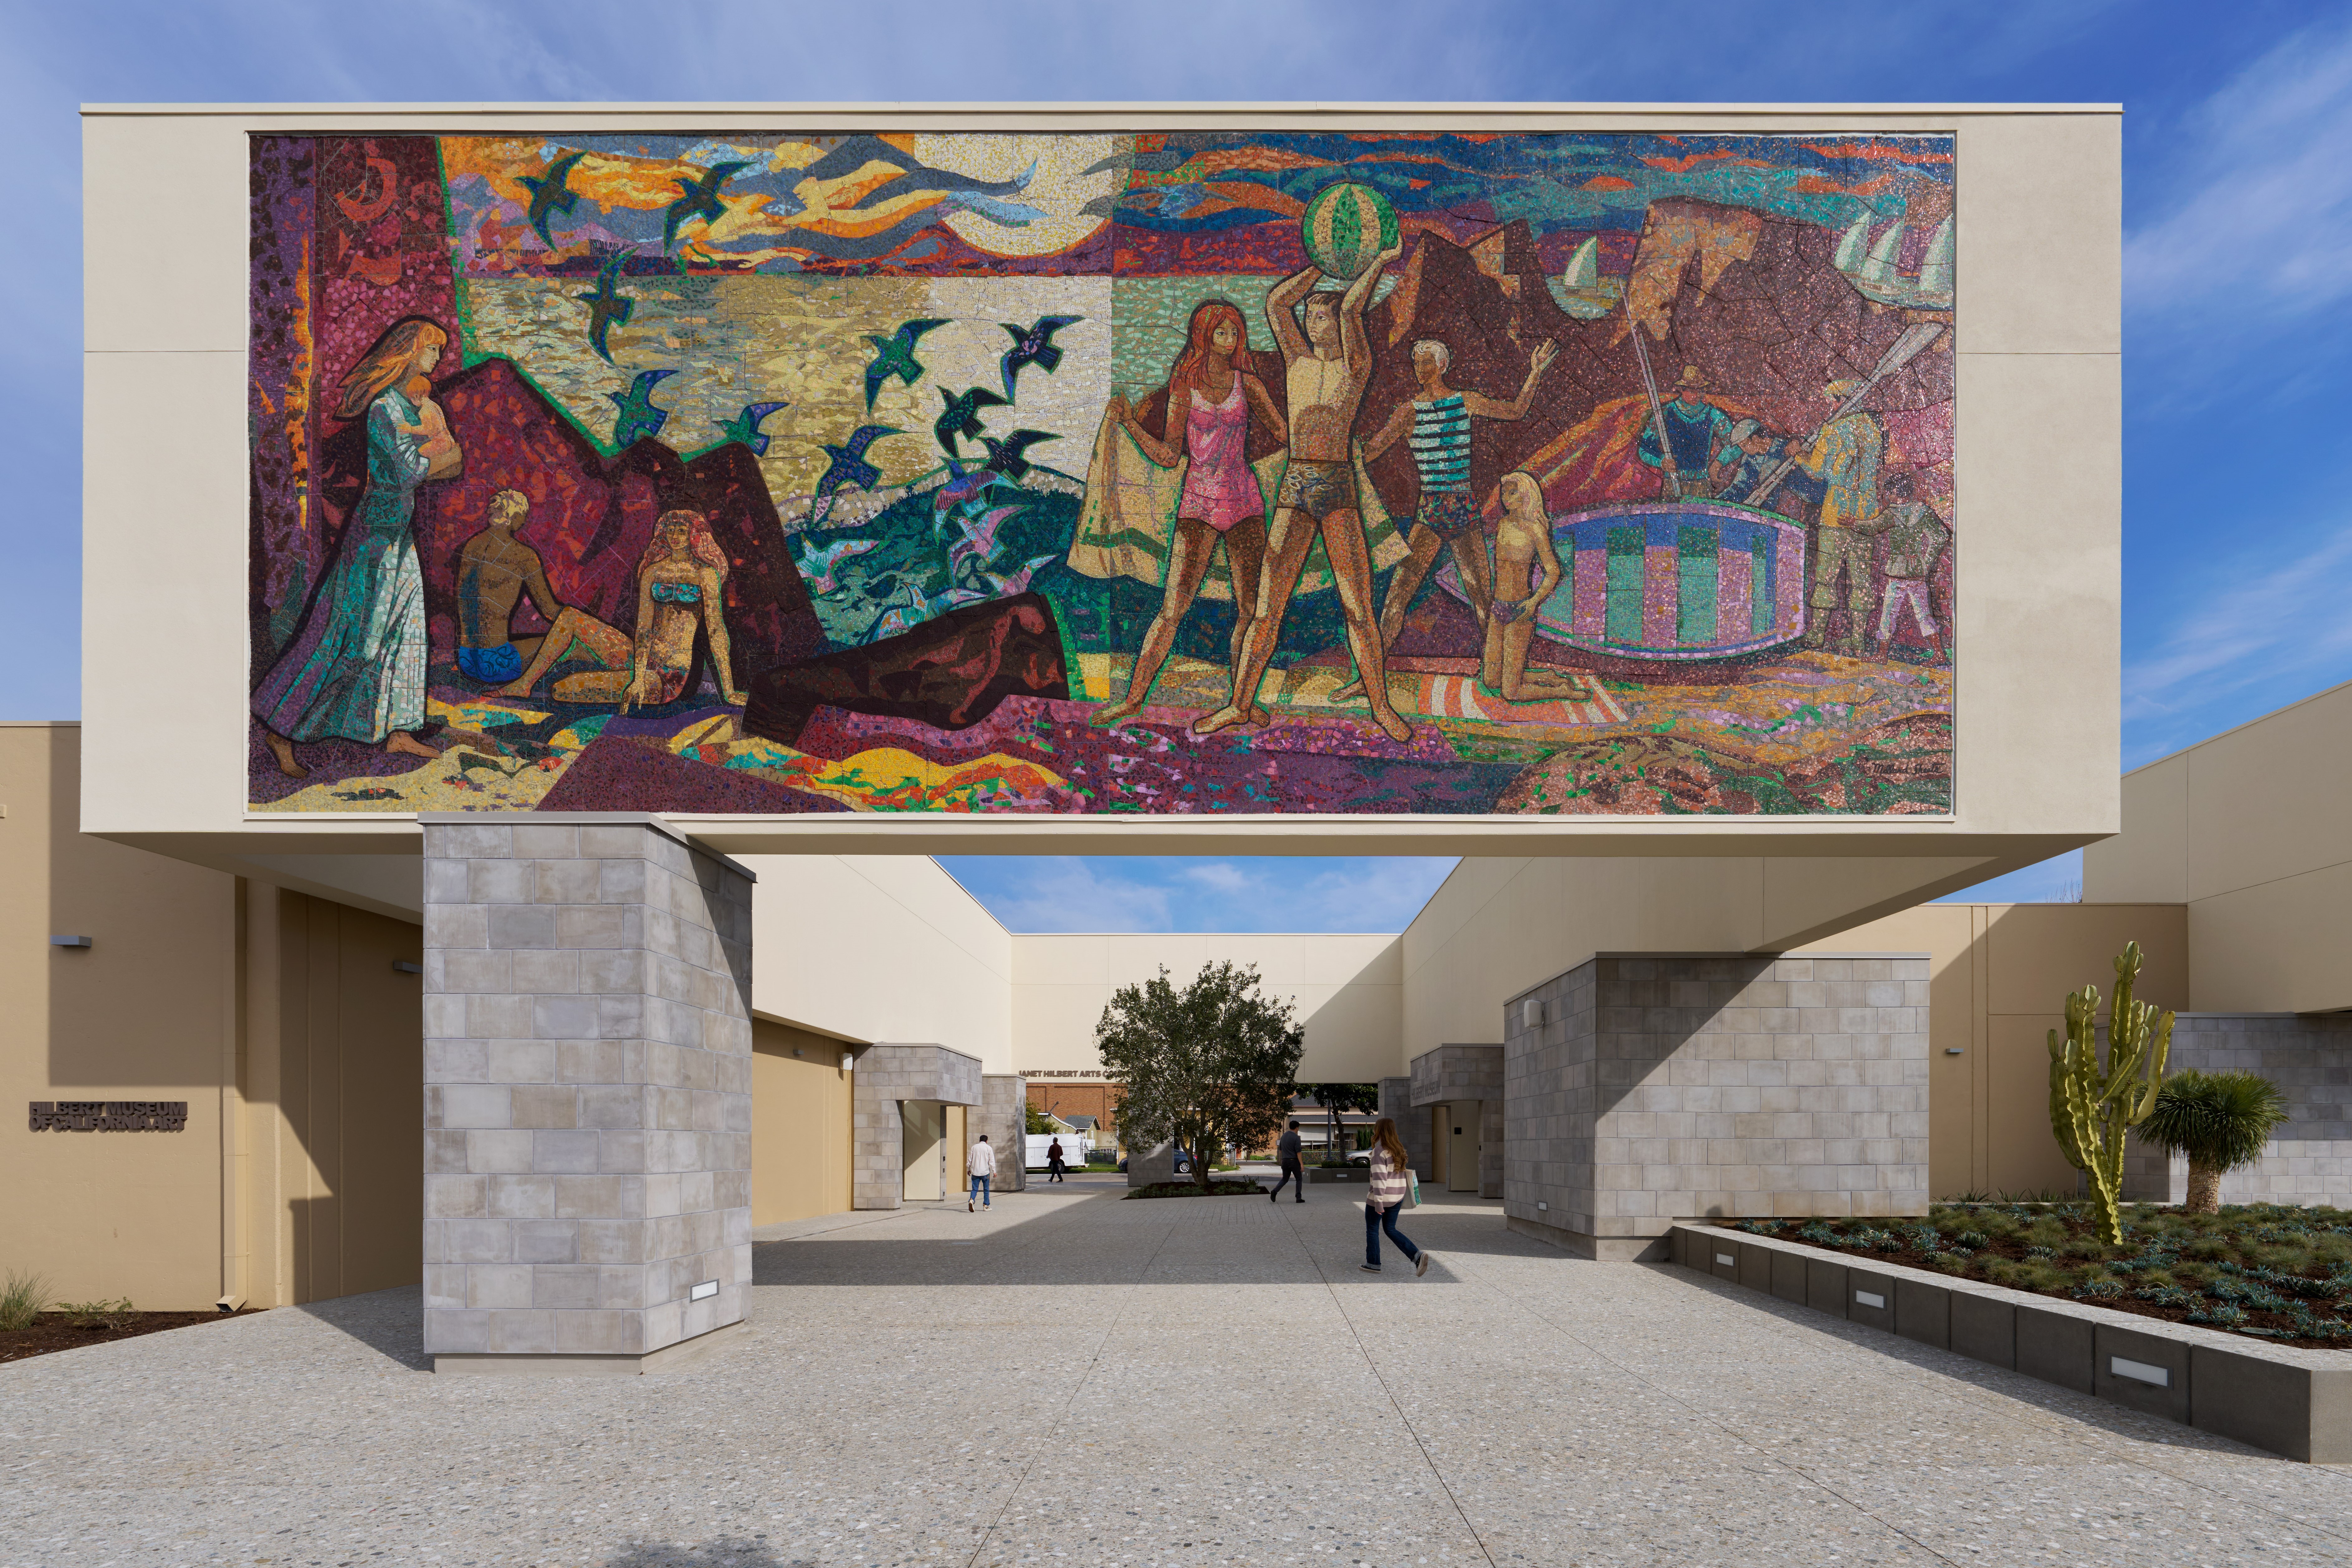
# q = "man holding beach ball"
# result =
<box><xmin>1199</xmin><ymin>181</ymin><xmax>1413</xmax><ymax>743</ymax></box>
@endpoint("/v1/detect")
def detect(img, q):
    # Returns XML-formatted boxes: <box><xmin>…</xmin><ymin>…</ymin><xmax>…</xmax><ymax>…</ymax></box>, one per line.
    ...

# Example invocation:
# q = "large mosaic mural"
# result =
<box><xmin>248</xmin><ymin>131</ymin><xmax>1955</xmax><ymax>816</ymax></box>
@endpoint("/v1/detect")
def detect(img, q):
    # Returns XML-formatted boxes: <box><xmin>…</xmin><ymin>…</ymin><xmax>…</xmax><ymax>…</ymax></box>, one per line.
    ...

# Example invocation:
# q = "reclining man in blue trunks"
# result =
<box><xmin>452</xmin><ymin>489</ymin><xmax>631</xmax><ymax>698</ymax></box>
<box><xmin>1197</xmin><ymin>243</ymin><xmax>1413</xmax><ymax>743</ymax></box>
<box><xmin>1336</xmin><ymin>334</ymin><xmax>1558</xmax><ymax>700</ymax></box>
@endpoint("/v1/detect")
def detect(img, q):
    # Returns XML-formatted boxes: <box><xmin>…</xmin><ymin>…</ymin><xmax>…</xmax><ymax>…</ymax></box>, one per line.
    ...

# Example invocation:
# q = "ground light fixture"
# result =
<box><xmin>689</xmin><ymin>1280</ymin><xmax>718</xmax><ymax>1302</ymax></box>
<box><xmin>1855</xmin><ymin>1289</ymin><xmax>1886</xmax><ymax>1309</ymax></box>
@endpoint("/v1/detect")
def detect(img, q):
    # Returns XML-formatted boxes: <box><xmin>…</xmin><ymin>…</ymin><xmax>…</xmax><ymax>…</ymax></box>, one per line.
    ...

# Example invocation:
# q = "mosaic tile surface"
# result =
<box><xmin>248</xmin><ymin>130</ymin><xmax>1956</xmax><ymax>815</ymax></box>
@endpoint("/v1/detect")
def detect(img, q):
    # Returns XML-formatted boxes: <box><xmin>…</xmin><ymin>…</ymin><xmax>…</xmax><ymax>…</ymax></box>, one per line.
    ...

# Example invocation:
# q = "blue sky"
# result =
<box><xmin>11</xmin><ymin>0</ymin><xmax>2351</xmax><ymax>930</ymax></box>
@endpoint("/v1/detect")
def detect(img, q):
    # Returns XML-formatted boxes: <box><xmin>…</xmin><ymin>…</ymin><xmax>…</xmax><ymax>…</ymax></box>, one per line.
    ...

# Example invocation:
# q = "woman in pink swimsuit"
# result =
<box><xmin>1098</xmin><ymin>299</ymin><xmax>1287</xmax><ymax>725</ymax></box>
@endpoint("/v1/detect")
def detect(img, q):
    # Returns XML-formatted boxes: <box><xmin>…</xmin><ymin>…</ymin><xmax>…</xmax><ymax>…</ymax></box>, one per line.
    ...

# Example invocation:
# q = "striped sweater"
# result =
<box><xmin>1368</xmin><ymin>1145</ymin><xmax>1411</xmax><ymax>1209</ymax></box>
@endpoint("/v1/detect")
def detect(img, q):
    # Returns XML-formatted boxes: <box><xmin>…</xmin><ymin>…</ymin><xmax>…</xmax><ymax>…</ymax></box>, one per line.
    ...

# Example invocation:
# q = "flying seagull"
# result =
<box><xmin>607</xmin><ymin>368</ymin><xmax>677</xmax><ymax>447</ymax></box>
<box><xmin>812</xmin><ymin>424</ymin><xmax>902</xmax><ymax>521</ymax></box>
<box><xmin>998</xmin><ymin>314</ymin><xmax>1083</xmax><ymax>400</ymax></box>
<box><xmin>714</xmin><ymin>400</ymin><xmax>790</xmax><ymax>456</ymax></box>
<box><xmin>978</xmin><ymin>428</ymin><xmax>1061</xmax><ymax>480</ymax></box>
<box><xmin>662</xmin><ymin>160</ymin><xmax>751</xmax><ymax>253</ymax></box>
<box><xmin>862</xmin><ymin>318</ymin><xmax>951</xmax><ymax>410</ymax></box>
<box><xmin>575</xmin><ymin>247</ymin><xmax>635</xmax><ymax>363</ymax></box>
<box><xmin>518</xmin><ymin>148</ymin><xmax>587</xmax><ymax>249</ymax></box>
<box><xmin>934</xmin><ymin>385</ymin><xmax>1009</xmax><ymax>459</ymax></box>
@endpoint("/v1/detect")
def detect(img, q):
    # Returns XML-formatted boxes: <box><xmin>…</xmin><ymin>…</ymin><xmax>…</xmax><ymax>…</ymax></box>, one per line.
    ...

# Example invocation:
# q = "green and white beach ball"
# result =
<box><xmin>1301</xmin><ymin>182</ymin><xmax>1401</xmax><ymax>280</ymax></box>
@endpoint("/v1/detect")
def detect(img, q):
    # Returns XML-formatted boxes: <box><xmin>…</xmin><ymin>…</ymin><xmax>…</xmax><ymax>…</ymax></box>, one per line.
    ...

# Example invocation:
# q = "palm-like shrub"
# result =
<box><xmin>2139</xmin><ymin>1070</ymin><xmax>2290</xmax><ymax>1213</ymax></box>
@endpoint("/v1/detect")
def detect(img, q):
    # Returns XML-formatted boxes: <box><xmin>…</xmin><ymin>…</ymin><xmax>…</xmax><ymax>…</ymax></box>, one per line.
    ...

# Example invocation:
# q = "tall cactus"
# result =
<box><xmin>2048</xmin><ymin>941</ymin><xmax>2174</xmax><ymax>1245</ymax></box>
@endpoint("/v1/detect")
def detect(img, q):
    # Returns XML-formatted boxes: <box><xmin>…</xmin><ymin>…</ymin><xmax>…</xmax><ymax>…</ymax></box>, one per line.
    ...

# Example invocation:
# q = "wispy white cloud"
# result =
<box><xmin>2122</xmin><ymin>522</ymin><xmax>2352</xmax><ymax>757</ymax></box>
<box><xmin>2125</xmin><ymin>16</ymin><xmax>2352</xmax><ymax>325</ymax></box>
<box><xmin>958</xmin><ymin>860</ymin><xmax>1174</xmax><ymax>934</ymax></box>
<box><xmin>939</xmin><ymin>856</ymin><xmax>1457</xmax><ymax>933</ymax></box>
<box><xmin>1179</xmin><ymin>862</ymin><xmax>1253</xmax><ymax>896</ymax></box>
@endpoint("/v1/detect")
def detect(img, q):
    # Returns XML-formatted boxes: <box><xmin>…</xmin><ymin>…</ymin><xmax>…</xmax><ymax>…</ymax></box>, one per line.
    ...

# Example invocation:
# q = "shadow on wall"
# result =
<box><xmin>1286</xmin><ymin>936</ymin><xmax>1407</xmax><ymax>1083</ymax></box>
<box><xmin>1591</xmin><ymin>955</ymin><xmax>1780</xmax><ymax>1120</ymax></box>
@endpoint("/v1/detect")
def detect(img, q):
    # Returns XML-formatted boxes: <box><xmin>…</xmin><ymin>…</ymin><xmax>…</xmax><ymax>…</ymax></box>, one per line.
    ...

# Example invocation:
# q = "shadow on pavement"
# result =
<box><xmin>603</xmin><ymin>1541</ymin><xmax>811</xmax><ymax>1567</ymax></box>
<box><xmin>288</xmin><ymin>1286</ymin><xmax>433</xmax><ymax>1371</ymax></box>
<box><xmin>751</xmin><ymin>1187</ymin><xmax>1571</xmax><ymax>1286</ymax></box>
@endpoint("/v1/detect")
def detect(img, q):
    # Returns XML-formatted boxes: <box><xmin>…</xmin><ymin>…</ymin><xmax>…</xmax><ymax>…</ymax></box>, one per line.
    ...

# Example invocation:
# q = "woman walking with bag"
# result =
<box><xmin>1360</xmin><ymin>1117</ymin><xmax>1430</xmax><ymax>1276</ymax></box>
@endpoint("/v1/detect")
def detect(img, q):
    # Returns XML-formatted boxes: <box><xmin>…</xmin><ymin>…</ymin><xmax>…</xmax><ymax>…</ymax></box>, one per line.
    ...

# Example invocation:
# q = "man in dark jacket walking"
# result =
<box><xmin>1269</xmin><ymin>1120</ymin><xmax>1307</xmax><ymax>1203</ymax></box>
<box><xmin>1046</xmin><ymin>1137</ymin><xmax>1068</xmax><ymax>1183</ymax></box>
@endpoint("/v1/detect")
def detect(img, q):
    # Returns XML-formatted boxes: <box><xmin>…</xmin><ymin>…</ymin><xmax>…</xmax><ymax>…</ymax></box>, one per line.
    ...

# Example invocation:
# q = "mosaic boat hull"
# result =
<box><xmin>1447</xmin><ymin>501</ymin><xmax>1809</xmax><ymax>662</ymax></box>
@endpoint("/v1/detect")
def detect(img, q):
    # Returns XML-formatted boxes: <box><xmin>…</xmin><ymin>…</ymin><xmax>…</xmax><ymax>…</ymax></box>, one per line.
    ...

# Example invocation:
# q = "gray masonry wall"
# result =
<box><xmin>2125</xmin><ymin>1014</ymin><xmax>2352</xmax><ymax>1206</ymax></box>
<box><xmin>980</xmin><ymin>1074</ymin><xmax>1029</xmax><ymax>1193</ymax></box>
<box><xmin>1409</xmin><ymin>1045</ymin><xmax>1505</xmax><ymax>1198</ymax></box>
<box><xmin>1505</xmin><ymin>954</ymin><xmax>1929</xmax><ymax>1260</ymax></box>
<box><xmin>850</xmin><ymin>1044</ymin><xmax>982</xmax><ymax>1210</ymax></box>
<box><xmin>420</xmin><ymin>815</ymin><xmax>754</xmax><ymax>1365</ymax></box>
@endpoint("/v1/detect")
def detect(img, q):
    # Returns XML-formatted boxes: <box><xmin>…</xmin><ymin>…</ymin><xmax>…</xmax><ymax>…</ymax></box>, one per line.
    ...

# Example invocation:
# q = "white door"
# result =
<box><xmin>1447</xmin><ymin>1101</ymin><xmax>1481</xmax><ymax>1192</ymax></box>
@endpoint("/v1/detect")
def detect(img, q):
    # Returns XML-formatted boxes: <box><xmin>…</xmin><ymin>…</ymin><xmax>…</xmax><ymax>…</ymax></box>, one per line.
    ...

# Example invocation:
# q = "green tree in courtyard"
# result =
<box><xmin>2047</xmin><ymin>940</ymin><xmax>2173</xmax><ymax>1245</ymax></box>
<box><xmin>2139</xmin><ymin>1069</ymin><xmax>2290</xmax><ymax>1214</ymax></box>
<box><xmin>1296</xmin><ymin>1081</ymin><xmax>1383</xmax><ymax>1165</ymax></box>
<box><xmin>1095</xmin><ymin>961</ymin><xmax>1303</xmax><ymax>1190</ymax></box>
<box><xmin>1025</xmin><ymin>1104</ymin><xmax>1057</xmax><ymax>1135</ymax></box>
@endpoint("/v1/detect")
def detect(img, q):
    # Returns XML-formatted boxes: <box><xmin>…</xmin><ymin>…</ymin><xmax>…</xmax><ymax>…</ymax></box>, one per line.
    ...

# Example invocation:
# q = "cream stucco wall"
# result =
<box><xmin>83</xmin><ymin>103</ymin><xmax>2117</xmax><ymax>911</ymax></box>
<box><xmin>1397</xmin><ymin>853</ymin><xmax>2004</xmax><ymax>1062</ymax></box>
<box><xmin>2084</xmin><ymin>677</ymin><xmax>2352</xmax><ymax>1012</ymax></box>
<box><xmin>1012</xmin><ymin>932</ymin><xmax>1402</xmax><ymax>1084</ymax></box>
<box><xmin>740</xmin><ymin>855</ymin><xmax>1014</xmax><ymax>1070</ymax></box>
<box><xmin>1791</xmin><ymin>901</ymin><xmax>2189</xmax><ymax>1199</ymax></box>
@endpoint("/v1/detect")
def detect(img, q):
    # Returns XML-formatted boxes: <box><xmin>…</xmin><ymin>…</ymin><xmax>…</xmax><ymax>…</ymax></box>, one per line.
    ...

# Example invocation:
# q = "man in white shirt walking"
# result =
<box><xmin>968</xmin><ymin>1133</ymin><xmax>998</xmax><ymax>1211</ymax></box>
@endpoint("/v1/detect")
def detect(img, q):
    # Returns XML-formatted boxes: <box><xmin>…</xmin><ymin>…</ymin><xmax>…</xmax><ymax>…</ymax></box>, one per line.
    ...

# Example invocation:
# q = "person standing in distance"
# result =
<box><xmin>968</xmin><ymin>1133</ymin><xmax>997</xmax><ymax>1211</ymax></box>
<box><xmin>1269</xmin><ymin>1119</ymin><xmax>1307</xmax><ymax>1203</ymax></box>
<box><xmin>1046</xmin><ymin>1135</ymin><xmax>1068</xmax><ymax>1183</ymax></box>
<box><xmin>1360</xmin><ymin>1117</ymin><xmax>1429</xmax><ymax>1275</ymax></box>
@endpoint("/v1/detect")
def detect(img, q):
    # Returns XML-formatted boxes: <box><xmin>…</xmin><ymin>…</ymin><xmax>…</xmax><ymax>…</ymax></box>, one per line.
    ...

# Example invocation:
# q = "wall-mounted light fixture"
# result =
<box><xmin>689</xmin><ymin>1279</ymin><xmax>719</xmax><ymax>1302</ymax></box>
<box><xmin>1521</xmin><ymin>999</ymin><xmax>1544</xmax><ymax>1029</ymax></box>
<box><xmin>841</xmin><ymin>1053</ymin><xmax>854</xmax><ymax>1071</ymax></box>
<box><xmin>1854</xmin><ymin>1289</ymin><xmax>1886</xmax><ymax>1310</ymax></box>
<box><xmin>392</xmin><ymin>960</ymin><xmax>422</xmax><ymax>974</ymax></box>
<box><xmin>50</xmin><ymin>935</ymin><xmax>92</xmax><ymax>948</ymax></box>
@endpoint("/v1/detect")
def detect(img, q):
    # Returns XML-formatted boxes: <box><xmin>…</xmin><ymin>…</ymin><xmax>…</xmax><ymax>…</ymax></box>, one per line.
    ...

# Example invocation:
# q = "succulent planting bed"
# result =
<box><xmin>1719</xmin><ymin>1202</ymin><xmax>2352</xmax><ymax>1350</ymax></box>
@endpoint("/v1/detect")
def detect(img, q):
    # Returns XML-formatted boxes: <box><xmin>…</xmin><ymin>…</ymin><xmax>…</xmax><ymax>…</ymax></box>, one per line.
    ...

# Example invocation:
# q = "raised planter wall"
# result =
<box><xmin>1671</xmin><ymin>1223</ymin><xmax>2352</xmax><ymax>1463</ymax></box>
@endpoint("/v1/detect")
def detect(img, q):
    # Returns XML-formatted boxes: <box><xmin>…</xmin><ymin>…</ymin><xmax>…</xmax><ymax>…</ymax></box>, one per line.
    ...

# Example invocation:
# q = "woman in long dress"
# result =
<box><xmin>253</xmin><ymin>318</ymin><xmax>458</xmax><ymax>778</ymax></box>
<box><xmin>1095</xmin><ymin>299</ymin><xmax>1285</xmax><ymax>725</ymax></box>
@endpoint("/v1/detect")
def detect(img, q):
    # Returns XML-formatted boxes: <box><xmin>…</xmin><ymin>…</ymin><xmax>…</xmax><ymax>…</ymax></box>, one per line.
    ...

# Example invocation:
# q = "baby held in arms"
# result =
<box><xmin>399</xmin><ymin>375</ymin><xmax>458</xmax><ymax>464</ymax></box>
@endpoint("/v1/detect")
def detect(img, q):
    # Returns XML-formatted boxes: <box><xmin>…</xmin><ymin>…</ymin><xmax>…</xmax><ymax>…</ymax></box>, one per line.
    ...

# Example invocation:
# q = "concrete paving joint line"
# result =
<box><xmin>1670</xmin><ymin>1221</ymin><xmax>2352</xmax><ymax>1464</ymax></box>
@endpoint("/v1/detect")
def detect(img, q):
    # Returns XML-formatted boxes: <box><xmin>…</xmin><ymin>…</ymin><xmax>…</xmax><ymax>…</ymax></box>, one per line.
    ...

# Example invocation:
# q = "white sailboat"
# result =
<box><xmin>1833</xmin><ymin>210</ymin><xmax>1953</xmax><ymax>311</ymax></box>
<box><xmin>1547</xmin><ymin>234</ymin><xmax>1623</xmax><ymax>319</ymax></box>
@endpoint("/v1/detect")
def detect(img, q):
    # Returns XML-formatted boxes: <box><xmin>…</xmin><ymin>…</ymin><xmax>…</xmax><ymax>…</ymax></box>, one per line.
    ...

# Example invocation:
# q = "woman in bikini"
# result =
<box><xmin>1095</xmin><ymin>299</ymin><xmax>1286</xmax><ymax>725</ymax></box>
<box><xmin>553</xmin><ymin>509</ymin><xmax>745</xmax><ymax>713</ymax></box>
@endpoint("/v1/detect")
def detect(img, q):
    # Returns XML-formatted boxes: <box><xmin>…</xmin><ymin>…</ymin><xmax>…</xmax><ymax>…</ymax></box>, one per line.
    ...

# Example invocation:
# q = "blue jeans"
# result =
<box><xmin>970</xmin><ymin>1174</ymin><xmax>991</xmax><ymax>1207</ymax></box>
<box><xmin>1365</xmin><ymin>1200</ymin><xmax>1419</xmax><ymax>1266</ymax></box>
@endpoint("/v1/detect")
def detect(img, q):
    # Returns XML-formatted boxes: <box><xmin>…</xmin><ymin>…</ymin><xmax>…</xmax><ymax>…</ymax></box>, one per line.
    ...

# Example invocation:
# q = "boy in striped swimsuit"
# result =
<box><xmin>1340</xmin><ymin>336</ymin><xmax>1556</xmax><ymax>701</ymax></box>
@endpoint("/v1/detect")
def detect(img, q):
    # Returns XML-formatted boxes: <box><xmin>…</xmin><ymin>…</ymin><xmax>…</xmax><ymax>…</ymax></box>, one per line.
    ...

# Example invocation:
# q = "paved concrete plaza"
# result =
<box><xmin>6</xmin><ymin>1188</ymin><xmax>2350</xmax><ymax>1567</ymax></box>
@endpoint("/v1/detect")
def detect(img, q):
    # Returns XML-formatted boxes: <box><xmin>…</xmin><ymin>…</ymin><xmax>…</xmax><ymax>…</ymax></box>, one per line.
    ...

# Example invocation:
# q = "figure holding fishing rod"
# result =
<box><xmin>1745</xmin><ymin>322</ymin><xmax>1947</xmax><ymax>656</ymax></box>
